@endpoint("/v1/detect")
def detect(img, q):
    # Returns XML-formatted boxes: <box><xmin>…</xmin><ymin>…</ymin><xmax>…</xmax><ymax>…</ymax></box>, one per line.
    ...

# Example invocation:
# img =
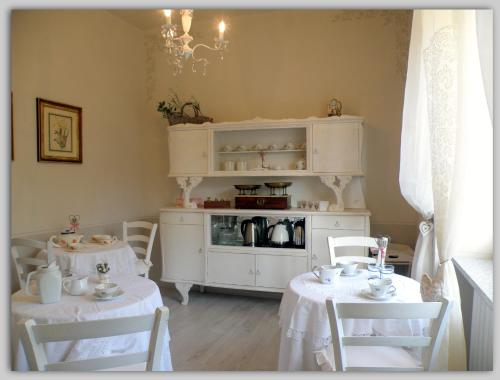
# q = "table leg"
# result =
<box><xmin>174</xmin><ymin>282</ymin><xmax>193</xmax><ymax>305</ymax></box>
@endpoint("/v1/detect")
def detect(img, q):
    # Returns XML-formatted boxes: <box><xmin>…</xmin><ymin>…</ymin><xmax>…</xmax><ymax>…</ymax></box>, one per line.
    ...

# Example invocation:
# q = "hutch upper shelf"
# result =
<box><xmin>166</xmin><ymin>115</ymin><xmax>364</xmax><ymax>177</ymax></box>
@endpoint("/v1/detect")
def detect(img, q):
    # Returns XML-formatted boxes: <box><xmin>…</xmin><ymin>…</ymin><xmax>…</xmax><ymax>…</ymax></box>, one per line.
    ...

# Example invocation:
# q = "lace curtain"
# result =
<box><xmin>399</xmin><ymin>10</ymin><xmax>492</xmax><ymax>370</ymax></box>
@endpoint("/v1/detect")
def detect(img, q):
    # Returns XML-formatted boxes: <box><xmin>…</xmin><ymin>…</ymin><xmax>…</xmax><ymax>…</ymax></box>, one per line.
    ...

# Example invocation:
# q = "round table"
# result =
<box><xmin>278</xmin><ymin>270</ymin><xmax>425</xmax><ymax>371</ymax></box>
<box><xmin>36</xmin><ymin>241</ymin><xmax>140</xmax><ymax>276</ymax></box>
<box><xmin>11</xmin><ymin>274</ymin><xmax>172</xmax><ymax>371</ymax></box>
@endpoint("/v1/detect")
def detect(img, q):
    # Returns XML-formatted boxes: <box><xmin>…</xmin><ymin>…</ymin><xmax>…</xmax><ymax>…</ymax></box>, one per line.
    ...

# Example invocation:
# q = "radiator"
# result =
<box><xmin>469</xmin><ymin>290</ymin><xmax>493</xmax><ymax>371</ymax></box>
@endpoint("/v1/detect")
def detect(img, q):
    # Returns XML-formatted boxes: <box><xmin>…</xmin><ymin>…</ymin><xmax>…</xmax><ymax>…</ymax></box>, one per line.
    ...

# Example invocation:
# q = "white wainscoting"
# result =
<box><xmin>453</xmin><ymin>257</ymin><xmax>493</xmax><ymax>371</ymax></box>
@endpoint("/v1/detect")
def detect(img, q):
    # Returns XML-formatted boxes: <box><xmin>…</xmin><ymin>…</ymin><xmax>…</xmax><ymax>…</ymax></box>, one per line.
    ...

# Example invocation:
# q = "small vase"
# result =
<box><xmin>98</xmin><ymin>273</ymin><xmax>110</xmax><ymax>284</ymax></box>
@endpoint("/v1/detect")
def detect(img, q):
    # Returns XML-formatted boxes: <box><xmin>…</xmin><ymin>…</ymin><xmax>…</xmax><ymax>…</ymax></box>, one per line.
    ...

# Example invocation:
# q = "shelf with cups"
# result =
<box><xmin>218</xmin><ymin>149</ymin><xmax>306</xmax><ymax>154</ymax></box>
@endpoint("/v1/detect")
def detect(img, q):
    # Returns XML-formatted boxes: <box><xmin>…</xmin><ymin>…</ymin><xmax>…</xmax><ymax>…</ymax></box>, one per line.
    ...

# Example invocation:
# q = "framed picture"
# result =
<box><xmin>36</xmin><ymin>98</ymin><xmax>82</xmax><ymax>163</ymax></box>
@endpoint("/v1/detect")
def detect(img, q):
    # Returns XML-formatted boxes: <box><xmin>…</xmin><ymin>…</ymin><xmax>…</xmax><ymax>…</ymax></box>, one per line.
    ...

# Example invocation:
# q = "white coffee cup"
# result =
<box><xmin>368</xmin><ymin>277</ymin><xmax>396</xmax><ymax>298</ymax></box>
<box><xmin>340</xmin><ymin>261</ymin><xmax>358</xmax><ymax>275</ymax></box>
<box><xmin>224</xmin><ymin>161</ymin><xmax>235</xmax><ymax>171</ymax></box>
<box><xmin>236</xmin><ymin>160</ymin><xmax>247</xmax><ymax>171</ymax></box>
<box><xmin>94</xmin><ymin>282</ymin><xmax>119</xmax><ymax>298</ymax></box>
<box><xmin>62</xmin><ymin>275</ymin><xmax>88</xmax><ymax>296</ymax></box>
<box><xmin>318</xmin><ymin>200</ymin><xmax>330</xmax><ymax>211</ymax></box>
<box><xmin>312</xmin><ymin>265</ymin><xmax>343</xmax><ymax>284</ymax></box>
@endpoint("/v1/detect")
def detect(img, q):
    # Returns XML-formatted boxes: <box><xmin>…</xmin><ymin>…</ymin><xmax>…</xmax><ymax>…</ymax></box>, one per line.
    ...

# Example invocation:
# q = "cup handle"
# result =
<box><xmin>388</xmin><ymin>285</ymin><xmax>396</xmax><ymax>294</ymax></box>
<box><xmin>25</xmin><ymin>270</ymin><xmax>36</xmax><ymax>295</ymax></box>
<box><xmin>312</xmin><ymin>266</ymin><xmax>320</xmax><ymax>279</ymax></box>
<box><xmin>62</xmin><ymin>278</ymin><xmax>71</xmax><ymax>294</ymax></box>
<box><xmin>49</xmin><ymin>235</ymin><xmax>61</xmax><ymax>248</ymax></box>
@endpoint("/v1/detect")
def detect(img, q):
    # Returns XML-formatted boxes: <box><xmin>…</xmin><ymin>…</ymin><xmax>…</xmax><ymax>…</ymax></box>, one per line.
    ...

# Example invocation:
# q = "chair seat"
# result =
<box><xmin>345</xmin><ymin>346</ymin><xmax>421</xmax><ymax>370</ymax></box>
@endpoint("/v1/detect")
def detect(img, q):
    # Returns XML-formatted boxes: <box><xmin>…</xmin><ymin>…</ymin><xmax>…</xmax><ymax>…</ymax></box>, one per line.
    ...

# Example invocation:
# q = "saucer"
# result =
<box><xmin>340</xmin><ymin>269</ymin><xmax>363</xmax><ymax>277</ymax></box>
<box><xmin>93</xmin><ymin>288</ymin><xmax>124</xmax><ymax>301</ymax></box>
<box><xmin>360</xmin><ymin>288</ymin><xmax>396</xmax><ymax>301</ymax></box>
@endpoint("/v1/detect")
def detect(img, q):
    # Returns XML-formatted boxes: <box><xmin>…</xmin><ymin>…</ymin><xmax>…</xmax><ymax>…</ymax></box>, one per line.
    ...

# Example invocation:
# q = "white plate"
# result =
<box><xmin>93</xmin><ymin>288</ymin><xmax>125</xmax><ymax>301</ymax></box>
<box><xmin>360</xmin><ymin>288</ymin><xmax>396</xmax><ymax>301</ymax></box>
<box><xmin>340</xmin><ymin>269</ymin><xmax>363</xmax><ymax>277</ymax></box>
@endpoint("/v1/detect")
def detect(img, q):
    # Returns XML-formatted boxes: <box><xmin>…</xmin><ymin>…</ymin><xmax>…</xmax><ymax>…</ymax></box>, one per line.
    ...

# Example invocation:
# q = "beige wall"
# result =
<box><xmin>11</xmin><ymin>10</ymin><xmax>169</xmax><ymax>238</ymax></box>
<box><xmin>148</xmin><ymin>10</ymin><xmax>419</xmax><ymax>246</ymax></box>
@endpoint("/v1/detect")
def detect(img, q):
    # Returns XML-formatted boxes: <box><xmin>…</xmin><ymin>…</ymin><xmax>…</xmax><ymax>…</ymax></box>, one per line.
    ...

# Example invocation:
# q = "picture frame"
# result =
<box><xmin>36</xmin><ymin>98</ymin><xmax>82</xmax><ymax>163</ymax></box>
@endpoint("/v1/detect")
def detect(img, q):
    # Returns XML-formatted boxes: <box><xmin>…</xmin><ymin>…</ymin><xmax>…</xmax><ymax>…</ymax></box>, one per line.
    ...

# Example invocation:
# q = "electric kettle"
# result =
<box><xmin>293</xmin><ymin>219</ymin><xmax>306</xmax><ymax>248</ymax></box>
<box><xmin>251</xmin><ymin>216</ymin><xmax>268</xmax><ymax>247</ymax></box>
<box><xmin>241</xmin><ymin>219</ymin><xmax>257</xmax><ymax>246</ymax></box>
<box><xmin>267</xmin><ymin>220</ymin><xmax>290</xmax><ymax>247</ymax></box>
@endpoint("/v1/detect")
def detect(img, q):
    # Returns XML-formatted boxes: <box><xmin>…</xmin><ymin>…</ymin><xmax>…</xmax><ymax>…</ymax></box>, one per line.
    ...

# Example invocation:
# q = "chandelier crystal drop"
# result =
<box><xmin>160</xmin><ymin>9</ymin><xmax>229</xmax><ymax>76</ymax></box>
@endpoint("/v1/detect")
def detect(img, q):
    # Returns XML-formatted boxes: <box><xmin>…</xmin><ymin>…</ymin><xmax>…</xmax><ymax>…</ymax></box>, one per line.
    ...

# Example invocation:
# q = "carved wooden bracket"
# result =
<box><xmin>319</xmin><ymin>175</ymin><xmax>352</xmax><ymax>211</ymax></box>
<box><xmin>176</xmin><ymin>176</ymin><xmax>203</xmax><ymax>208</ymax></box>
<box><xmin>174</xmin><ymin>282</ymin><xmax>193</xmax><ymax>305</ymax></box>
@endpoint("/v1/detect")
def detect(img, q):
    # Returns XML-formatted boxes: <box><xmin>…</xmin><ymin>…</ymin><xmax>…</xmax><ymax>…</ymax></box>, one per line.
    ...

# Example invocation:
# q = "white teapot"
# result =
<box><xmin>49</xmin><ymin>233</ymin><xmax>84</xmax><ymax>248</ymax></box>
<box><xmin>25</xmin><ymin>263</ymin><xmax>62</xmax><ymax>304</ymax></box>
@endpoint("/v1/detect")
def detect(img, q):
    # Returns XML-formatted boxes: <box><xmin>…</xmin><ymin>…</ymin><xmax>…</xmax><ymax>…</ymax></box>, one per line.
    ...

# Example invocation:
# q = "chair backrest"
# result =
<box><xmin>19</xmin><ymin>306</ymin><xmax>169</xmax><ymax>371</ymax></box>
<box><xmin>11</xmin><ymin>238</ymin><xmax>49</xmax><ymax>290</ymax></box>
<box><xmin>123</xmin><ymin>221</ymin><xmax>158</xmax><ymax>277</ymax></box>
<box><xmin>327</xmin><ymin>236</ymin><xmax>378</xmax><ymax>266</ymax></box>
<box><xmin>326</xmin><ymin>297</ymin><xmax>452</xmax><ymax>371</ymax></box>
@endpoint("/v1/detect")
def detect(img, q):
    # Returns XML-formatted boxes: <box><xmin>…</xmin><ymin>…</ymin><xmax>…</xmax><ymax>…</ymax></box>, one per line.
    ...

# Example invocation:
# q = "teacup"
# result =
<box><xmin>62</xmin><ymin>275</ymin><xmax>88</xmax><ymax>296</ymax></box>
<box><xmin>222</xmin><ymin>145</ymin><xmax>233</xmax><ymax>152</ymax></box>
<box><xmin>224</xmin><ymin>160</ymin><xmax>235</xmax><ymax>171</ymax></box>
<box><xmin>268</xmin><ymin>143</ymin><xmax>279</xmax><ymax>150</ymax></box>
<box><xmin>318</xmin><ymin>200</ymin><xmax>330</xmax><ymax>211</ymax></box>
<box><xmin>284</xmin><ymin>142</ymin><xmax>295</xmax><ymax>150</ymax></box>
<box><xmin>94</xmin><ymin>282</ymin><xmax>119</xmax><ymax>298</ymax></box>
<box><xmin>253</xmin><ymin>144</ymin><xmax>264</xmax><ymax>151</ymax></box>
<box><xmin>313</xmin><ymin>265</ymin><xmax>343</xmax><ymax>284</ymax></box>
<box><xmin>236</xmin><ymin>145</ymin><xmax>247</xmax><ymax>151</ymax></box>
<box><xmin>339</xmin><ymin>261</ymin><xmax>358</xmax><ymax>275</ymax></box>
<box><xmin>368</xmin><ymin>277</ymin><xmax>396</xmax><ymax>298</ymax></box>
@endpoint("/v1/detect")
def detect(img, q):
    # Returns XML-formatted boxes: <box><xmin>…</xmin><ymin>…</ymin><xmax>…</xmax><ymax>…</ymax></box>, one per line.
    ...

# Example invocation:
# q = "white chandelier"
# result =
<box><xmin>161</xmin><ymin>9</ymin><xmax>229</xmax><ymax>75</ymax></box>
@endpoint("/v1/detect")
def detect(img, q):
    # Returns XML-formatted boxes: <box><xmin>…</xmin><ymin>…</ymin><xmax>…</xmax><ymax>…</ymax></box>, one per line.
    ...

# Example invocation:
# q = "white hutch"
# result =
<box><xmin>160</xmin><ymin>116</ymin><xmax>371</xmax><ymax>305</ymax></box>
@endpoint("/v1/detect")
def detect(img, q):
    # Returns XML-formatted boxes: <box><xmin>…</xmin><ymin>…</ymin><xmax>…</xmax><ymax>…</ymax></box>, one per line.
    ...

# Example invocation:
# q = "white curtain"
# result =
<box><xmin>399</xmin><ymin>10</ymin><xmax>492</xmax><ymax>371</ymax></box>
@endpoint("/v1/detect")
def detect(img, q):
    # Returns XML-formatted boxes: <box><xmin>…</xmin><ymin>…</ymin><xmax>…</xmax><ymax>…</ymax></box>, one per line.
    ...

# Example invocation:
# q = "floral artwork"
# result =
<box><xmin>37</xmin><ymin>98</ymin><xmax>82</xmax><ymax>163</ymax></box>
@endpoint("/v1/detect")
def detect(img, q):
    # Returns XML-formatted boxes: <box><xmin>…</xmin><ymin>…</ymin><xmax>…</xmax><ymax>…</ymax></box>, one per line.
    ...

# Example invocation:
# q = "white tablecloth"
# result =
<box><xmin>278</xmin><ymin>271</ymin><xmax>426</xmax><ymax>371</ymax></box>
<box><xmin>36</xmin><ymin>241</ymin><xmax>140</xmax><ymax>276</ymax></box>
<box><xmin>12</xmin><ymin>275</ymin><xmax>172</xmax><ymax>371</ymax></box>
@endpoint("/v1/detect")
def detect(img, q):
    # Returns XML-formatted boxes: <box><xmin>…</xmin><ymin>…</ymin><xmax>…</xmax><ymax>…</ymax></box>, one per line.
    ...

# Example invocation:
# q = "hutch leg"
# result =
<box><xmin>175</xmin><ymin>282</ymin><xmax>193</xmax><ymax>305</ymax></box>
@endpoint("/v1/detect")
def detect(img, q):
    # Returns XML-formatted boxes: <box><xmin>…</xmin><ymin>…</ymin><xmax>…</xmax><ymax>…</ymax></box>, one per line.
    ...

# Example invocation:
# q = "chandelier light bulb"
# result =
<box><xmin>163</xmin><ymin>9</ymin><xmax>172</xmax><ymax>24</ymax></box>
<box><xmin>218</xmin><ymin>20</ymin><xmax>226</xmax><ymax>40</ymax></box>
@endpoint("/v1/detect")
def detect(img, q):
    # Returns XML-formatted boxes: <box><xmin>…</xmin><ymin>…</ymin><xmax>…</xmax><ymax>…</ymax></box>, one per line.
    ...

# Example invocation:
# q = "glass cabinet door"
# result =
<box><xmin>210</xmin><ymin>214</ymin><xmax>306</xmax><ymax>249</ymax></box>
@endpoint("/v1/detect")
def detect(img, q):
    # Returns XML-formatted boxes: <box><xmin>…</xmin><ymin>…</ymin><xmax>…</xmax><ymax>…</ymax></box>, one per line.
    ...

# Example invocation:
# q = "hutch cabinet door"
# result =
<box><xmin>312</xmin><ymin>122</ymin><xmax>361</xmax><ymax>173</ymax></box>
<box><xmin>255</xmin><ymin>255</ymin><xmax>307</xmax><ymax>289</ymax></box>
<box><xmin>311</xmin><ymin>228</ymin><xmax>366</xmax><ymax>268</ymax></box>
<box><xmin>207</xmin><ymin>252</ymin><xmax>255</xmax><ymax>286</ymax></box>
<box><xmin>160</xmin><ymin>223</ymin><xmax>205</xmax><ymax>283</ymax></box>
<box><xmin>168</xmin><ymin>129</ymin><xmax>209</xmax><ymax>175</ymax></box>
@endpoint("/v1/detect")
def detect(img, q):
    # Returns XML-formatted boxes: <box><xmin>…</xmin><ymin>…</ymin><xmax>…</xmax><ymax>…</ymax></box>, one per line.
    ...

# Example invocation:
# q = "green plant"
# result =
<box><xmin>157</xmin><ymin>90</ymin><xmax>200</xmax><ymax>118</ymax></box>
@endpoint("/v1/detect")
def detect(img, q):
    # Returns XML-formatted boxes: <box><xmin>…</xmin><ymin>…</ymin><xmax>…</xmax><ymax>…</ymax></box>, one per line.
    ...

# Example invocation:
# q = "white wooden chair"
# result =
<box><xmin>123</xmin><ymin>221</ymin><xmax>158</xmax><ymax>279</ymax></box>
<box><xmin>19</xmin><ymin>306</ymin><xmax>169</xmax><ymax>371</ymax></box>
<box><xmin>327</xmin><ymin>236</ymin><xmax>378</xmax><ymax>267</ymax></box>
<box><xmin>11</xmin><ymin>238</ymin><xmax>50</xmax><ymax>290</ymax></box>
<box><xmin>324</xmin><ymin>297</ymin><xmax>452</xmax><ymax>371</ymax></box>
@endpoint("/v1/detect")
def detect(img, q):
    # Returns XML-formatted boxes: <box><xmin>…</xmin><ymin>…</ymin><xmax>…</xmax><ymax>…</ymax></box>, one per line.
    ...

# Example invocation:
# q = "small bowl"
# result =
<box><xmin>221</xmin><ymin>145</ymin><xmax>233</xmax><ymax>152</ymax></box>
<box><xmin>94</xmin><ymin>282</ymin><xmax>119</xmax><ymax>298</ymax></box>
<box><xmin>339</xmin><ymin>261</ymin><xmax>358</xmax><ymax>275</ymax></box>
<box><xmin>236</xmin><ymin>145</ymin><xmax>247</xmax><ymax>151</ymax></box>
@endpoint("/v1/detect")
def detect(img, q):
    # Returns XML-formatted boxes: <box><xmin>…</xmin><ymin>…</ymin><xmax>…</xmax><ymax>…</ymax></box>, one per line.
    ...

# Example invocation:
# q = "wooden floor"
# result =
<box><xmin>160</xmin><ymin>285</ymin><xmax>282</xmax><ymax>371</ymax></box>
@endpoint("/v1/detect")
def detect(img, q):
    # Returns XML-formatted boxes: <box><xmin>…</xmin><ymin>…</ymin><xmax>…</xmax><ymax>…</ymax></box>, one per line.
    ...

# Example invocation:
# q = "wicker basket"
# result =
<box><xmin>167</xmin><ymin>102</ymin><xmax>213</xmax><ymax>126</ymax></box>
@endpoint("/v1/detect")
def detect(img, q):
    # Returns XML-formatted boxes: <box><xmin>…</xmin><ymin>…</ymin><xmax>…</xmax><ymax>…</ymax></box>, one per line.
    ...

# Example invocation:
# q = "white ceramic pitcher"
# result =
<box><xmin>25</xmin><ymin>263</ymin><xmax>62</xmax><ymax>304</ymax></box>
